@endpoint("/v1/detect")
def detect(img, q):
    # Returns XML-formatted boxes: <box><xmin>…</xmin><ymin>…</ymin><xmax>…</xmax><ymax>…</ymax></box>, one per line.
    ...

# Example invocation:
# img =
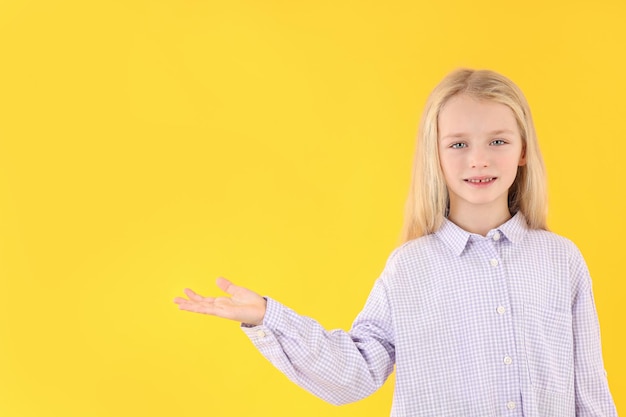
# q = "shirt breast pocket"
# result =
<box><xmin>523</xmin><ymin>303</ymin><xmax>573</xmax><ymax>393</ymax></box>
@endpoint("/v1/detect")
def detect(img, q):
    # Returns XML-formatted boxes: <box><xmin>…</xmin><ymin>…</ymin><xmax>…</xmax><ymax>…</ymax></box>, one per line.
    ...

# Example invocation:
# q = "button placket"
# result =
<box><xmin>481</xmin><ymin>235</ymin><xmax>518</xmax><ymax>412</ymax></box>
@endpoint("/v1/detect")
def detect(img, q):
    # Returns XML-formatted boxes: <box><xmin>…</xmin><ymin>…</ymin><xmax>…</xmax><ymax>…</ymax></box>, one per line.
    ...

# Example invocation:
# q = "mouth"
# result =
<box><xmin>465</xmin><ymin>177</ymin><xmax>497</xmax><ymax>183</ymax></box>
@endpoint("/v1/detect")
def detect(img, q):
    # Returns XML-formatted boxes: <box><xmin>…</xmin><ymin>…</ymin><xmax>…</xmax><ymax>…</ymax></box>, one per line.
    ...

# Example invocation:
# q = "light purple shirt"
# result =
<box><xmin>242</xmin><ymin>213</ymin><xmax>617</xmax><ymax>416</ymax></box>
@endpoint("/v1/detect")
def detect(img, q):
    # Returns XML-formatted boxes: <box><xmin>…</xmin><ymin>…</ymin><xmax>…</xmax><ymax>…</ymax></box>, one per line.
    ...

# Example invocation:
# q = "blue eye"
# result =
<box><xmin>491</xmin><ymin>139</ymin><xmax>506</xmax><ymax>145</ymax></box>
<box><xmin>451</xmin><ymin>142</ymin><xmax>467</xmax><ymax>149</ymax></box>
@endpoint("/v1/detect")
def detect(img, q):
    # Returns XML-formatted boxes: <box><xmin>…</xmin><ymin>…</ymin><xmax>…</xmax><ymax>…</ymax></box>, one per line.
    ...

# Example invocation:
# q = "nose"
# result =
<box><xmin>469</xmin><ymin>147</ymin><xmax>489</xmax><ymax>168</ymax></box>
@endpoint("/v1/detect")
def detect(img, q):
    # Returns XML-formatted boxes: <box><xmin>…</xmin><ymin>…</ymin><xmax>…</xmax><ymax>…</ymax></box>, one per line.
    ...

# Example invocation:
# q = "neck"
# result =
<box><xmin>447</xmin><ymin>203</ymin><xmax>512</xmax><ymax>236</ymax></box>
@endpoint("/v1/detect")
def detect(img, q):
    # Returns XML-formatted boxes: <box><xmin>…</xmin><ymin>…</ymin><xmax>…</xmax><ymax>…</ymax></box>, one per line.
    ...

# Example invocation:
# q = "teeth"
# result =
<box><xmin>467</xmin><ymin>178</ymin><xmax>494</xmax><ymax>183</ymax></box>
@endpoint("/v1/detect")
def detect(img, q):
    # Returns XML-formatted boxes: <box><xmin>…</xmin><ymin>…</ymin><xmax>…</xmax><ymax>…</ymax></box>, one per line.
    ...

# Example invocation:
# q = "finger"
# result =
<box><xmin>184</xmin><ymin>288</ymin><xmax>204</xmax><ymax>302</ymax></box>
<box><xmin>178</xmin><ymin>300</ymin><xmax>213</xmax><ymax>314</ymax></box>
<box><xmin>178</xmin><ymin>303</ymin><xmax>208</xmax><ymax>314</ymax></box>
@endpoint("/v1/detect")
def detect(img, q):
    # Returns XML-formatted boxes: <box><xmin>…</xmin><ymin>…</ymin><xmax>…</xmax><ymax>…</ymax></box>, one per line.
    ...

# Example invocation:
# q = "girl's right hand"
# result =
<box><xmin>173</xmin><ymin>277</ymin><xmax>267</xmax><ymax>326</ymax></box>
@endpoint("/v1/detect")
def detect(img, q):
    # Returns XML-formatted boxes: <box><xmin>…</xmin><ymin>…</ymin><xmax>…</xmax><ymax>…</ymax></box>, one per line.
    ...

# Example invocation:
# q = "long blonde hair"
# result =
<box><xmin>400</xmin><ymin>69</ymin><xmax>548</xmax><ymax>243</ymax></box>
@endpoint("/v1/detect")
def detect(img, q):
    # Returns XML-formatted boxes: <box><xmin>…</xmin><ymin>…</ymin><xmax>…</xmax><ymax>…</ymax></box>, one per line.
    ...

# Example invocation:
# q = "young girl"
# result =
<box><xmin>174</xmin><ymin>69</ymin><xmax>618</xmax><ymax>416</ymax></box>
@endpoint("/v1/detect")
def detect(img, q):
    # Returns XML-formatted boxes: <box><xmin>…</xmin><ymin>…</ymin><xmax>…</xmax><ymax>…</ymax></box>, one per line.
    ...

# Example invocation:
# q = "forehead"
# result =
<box><xmin>438</xmin><ymin>94</ymin><xmax>519</xmax><ymax>136</ymax></box>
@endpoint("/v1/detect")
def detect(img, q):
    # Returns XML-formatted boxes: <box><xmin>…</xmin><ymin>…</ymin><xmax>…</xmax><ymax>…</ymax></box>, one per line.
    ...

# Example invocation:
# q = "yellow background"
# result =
<box><xmin>0</xmin><ymin>1</ymin><xmax>624</xmax><ymax>416</ymax></box>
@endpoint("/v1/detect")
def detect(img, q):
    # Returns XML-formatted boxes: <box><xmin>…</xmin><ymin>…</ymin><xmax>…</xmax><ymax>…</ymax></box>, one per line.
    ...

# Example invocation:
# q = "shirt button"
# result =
<box><xmin>504</xmin><ymin>356</ymin><xmax>513</xmax><ymax>365</ymax></box>
<box><xmin>490</xmin><ymin>258</ymin><xmax>499</xmax><ymax>267</ymax></box>
<box><xmin>493</xmin><ymin>231</ymin><xmax>501</xmax><ymax>241</ymax></box>
<box><xmin>506</xmin><ymin>401</ymin><xmax>516</xmax><ymax>410</ymax></box>
<box><xmin>497</xmin><ymin>306</ymin><xmax>506</xmax><ymax>314</ymax></box>
<box><xmin>256</xmin><ymin>330</ymin><xmax>266</xmax><ymax>338</ymax></box>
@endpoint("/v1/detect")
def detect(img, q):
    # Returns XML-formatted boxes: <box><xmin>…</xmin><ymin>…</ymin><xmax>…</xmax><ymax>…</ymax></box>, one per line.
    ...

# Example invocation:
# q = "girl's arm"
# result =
<box><xmin>174</xmin><ymin>278</ymin><xmax>395</xmax><ymax>405</ymax></box>
<box><xmin>570</xmin><ymin>251</ymin><xmax>618</xmax><ymax>416</ymax></box>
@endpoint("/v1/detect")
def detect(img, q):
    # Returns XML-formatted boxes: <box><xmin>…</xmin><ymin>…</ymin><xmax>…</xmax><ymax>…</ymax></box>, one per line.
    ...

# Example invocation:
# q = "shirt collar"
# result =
<box><xmin>435</xmin><ymin>211</ymin><xmax>528</xmax><ymax>256</ymax></box>
<box><xmin>496</xmin><ymin>211</ymin><xmax>528</xmax><ymax>244</ymax></box>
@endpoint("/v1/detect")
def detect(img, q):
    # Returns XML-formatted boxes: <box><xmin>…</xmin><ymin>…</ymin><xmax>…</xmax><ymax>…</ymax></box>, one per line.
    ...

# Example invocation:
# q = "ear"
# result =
<box><xmin>518</xmin><ymin>146</ymin><xmax>527</xmax><ymax>166</ymax></box>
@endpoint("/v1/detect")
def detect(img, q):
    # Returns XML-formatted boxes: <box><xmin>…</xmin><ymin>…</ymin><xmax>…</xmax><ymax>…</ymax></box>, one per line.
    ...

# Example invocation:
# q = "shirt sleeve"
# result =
<box><xmin>570</xmin><ymin>247</ymin><xmax>618</xmax><ymax>416</ymax></box>
<box><xmin>240</xmin><ymin>278</ymin><xmax>396</xmax><ymax>405</ymax></box>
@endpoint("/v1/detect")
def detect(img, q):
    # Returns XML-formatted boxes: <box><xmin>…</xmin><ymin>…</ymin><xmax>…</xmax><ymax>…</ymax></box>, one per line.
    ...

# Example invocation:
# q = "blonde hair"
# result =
<box><xmin>400</xmin><ymin>69</ymin><xmax>548</xmax><ymax>243</ymax></box>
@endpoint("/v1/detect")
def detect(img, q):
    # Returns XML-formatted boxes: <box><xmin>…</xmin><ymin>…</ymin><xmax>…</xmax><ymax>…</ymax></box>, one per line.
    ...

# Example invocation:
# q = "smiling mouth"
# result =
<box><xmin>465</xmin><ymin>177</ymin><xmax>496</xmax><ymax>183</ymax></box>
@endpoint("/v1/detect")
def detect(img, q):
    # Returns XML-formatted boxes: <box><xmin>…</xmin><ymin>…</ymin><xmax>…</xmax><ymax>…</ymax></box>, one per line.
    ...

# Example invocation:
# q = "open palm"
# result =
<box><xmin>174</xmin><ymin>277</ymin><xmax>266</xmax><ymax>326</ymax></box>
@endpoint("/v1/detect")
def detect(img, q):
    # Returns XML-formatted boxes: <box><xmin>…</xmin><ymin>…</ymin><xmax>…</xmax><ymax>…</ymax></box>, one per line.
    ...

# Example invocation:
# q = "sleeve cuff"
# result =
<box><xmin>240</xmin><ymin>296</ymin><xmax>283</xmax><ymax>346</ymax></box>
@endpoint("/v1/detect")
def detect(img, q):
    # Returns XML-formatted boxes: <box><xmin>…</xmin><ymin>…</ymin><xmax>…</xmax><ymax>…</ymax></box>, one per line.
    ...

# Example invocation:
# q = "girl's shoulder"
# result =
<box><xmin>393</xmin><ymin>233</ymin><xmax>442</xmax><ymax>256</ymax></box>
<box><xmin>522</xmin><ymin>228</ymin><xmax>584</xmax><ymax>257</ymax></box>
<box><xmin>383</xmin><ymin>233</ymin><xmax>450</xmax><ymax>270</ymax></box>
<box><xmin>513</xmin><ymin>228</ymin><xmax>591</xmax><ymax>283</ymax></box>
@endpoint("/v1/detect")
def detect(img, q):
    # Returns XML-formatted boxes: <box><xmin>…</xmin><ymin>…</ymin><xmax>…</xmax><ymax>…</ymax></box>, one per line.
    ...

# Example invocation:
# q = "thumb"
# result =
<box><xmin>216</xmin><ymin>277</ymin><xmax>238</xmax><ymax>296</ymax></box>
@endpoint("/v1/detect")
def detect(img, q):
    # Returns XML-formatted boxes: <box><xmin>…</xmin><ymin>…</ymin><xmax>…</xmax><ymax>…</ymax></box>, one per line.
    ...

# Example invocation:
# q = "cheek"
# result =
<box><xmin>438</xmin><ymin>157</ymin><xmax>453</xmax><ymax>177</ymax></box>
<box><xmin>440</xmin><ymin>154</ymin><xmax>463</xmax><ymax>176</ymax></box>
<box><xmin>503</xmin><ymin>157</ymin><xmax>523</xmax><ymax>179</ymax></box>
<box><xmin>510</xmin><ymin>154</ymin><xmax>524</xmax><ymax>169</ymax></box>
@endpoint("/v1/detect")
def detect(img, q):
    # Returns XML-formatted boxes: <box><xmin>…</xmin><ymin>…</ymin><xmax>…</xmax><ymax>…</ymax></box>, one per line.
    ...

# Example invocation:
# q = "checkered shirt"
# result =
<box><xmin>242</xmin><ymin>213</ymin><xmax>617</xmax><ymax>416</ymax></box>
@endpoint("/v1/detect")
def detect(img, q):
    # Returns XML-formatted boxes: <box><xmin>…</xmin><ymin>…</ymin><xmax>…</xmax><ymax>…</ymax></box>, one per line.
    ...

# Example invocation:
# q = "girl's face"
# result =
<box><xmin>438</xmin><ymin>94</ymin><xmax>526</xmax><ymax>217</ymax></box>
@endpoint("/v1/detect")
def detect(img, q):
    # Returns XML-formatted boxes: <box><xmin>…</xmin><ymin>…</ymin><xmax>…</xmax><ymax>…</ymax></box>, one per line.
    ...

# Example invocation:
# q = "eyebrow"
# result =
<box><xmin>440</xmin><ymin>129</ymin><xmax>517</xmax><ymax>140</ymax></box>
